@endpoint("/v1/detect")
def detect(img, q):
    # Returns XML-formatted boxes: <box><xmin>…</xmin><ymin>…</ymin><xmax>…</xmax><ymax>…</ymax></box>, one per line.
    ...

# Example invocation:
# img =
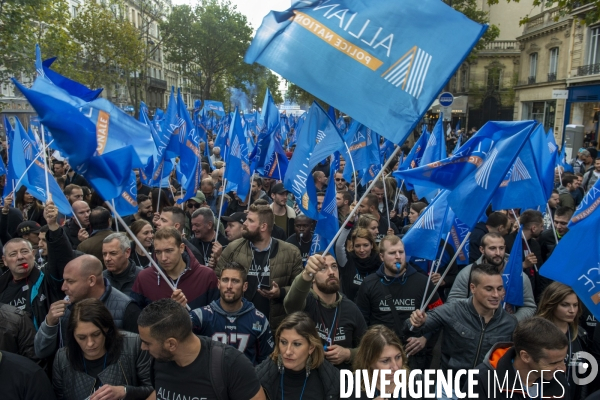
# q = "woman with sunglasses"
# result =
<box><xmin>335</xmin><ymin>227</ymin><xmax>380</xmax><ymax>302</ymax></box>
<box><xmin>52</xmin><ymin>298</ymin><xmax>153</xmax><ymax>400</ymax></box>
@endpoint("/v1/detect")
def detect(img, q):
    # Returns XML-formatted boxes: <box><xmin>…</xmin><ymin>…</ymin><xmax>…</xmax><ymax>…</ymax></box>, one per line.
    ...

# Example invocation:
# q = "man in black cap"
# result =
<box><xmin>222</xmin><ymin>212</ymin><xmax>246</xmax><ymax>242</ymax></box>
<box><xmin>16</xmin><ymin>221</ymin><xmax>41</xmax><ymax>252</ymax></box>
<box><xmin>270</xmin><ymin>182</ymin><xmax>295</xmax><ymax>239</ymax></box>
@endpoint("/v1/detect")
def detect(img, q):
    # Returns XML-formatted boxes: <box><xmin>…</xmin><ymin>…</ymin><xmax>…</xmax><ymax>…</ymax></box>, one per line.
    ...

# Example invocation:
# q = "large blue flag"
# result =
<box><xmin>395</xmin><ymin>121</ymin><xmax>536</xmax><ymax>228</ymax></box>
<box><xmin>541</xmin><ymin>178</ymin><xmax>600</xmax><ymax>319</ymax></box>
<box><xmin>284</xmin><ymin>102</ymin><xmax>336</xmax><ymax>219</ymax></box>
<box><xmin>176</xmin><ymin>89</ymin><xmax>201</xmax><ymax>203</ymax></box>
<box><xmin>491</xmin><ymin>137</ymin><xmax>547</xmax><ymax>211</ymax></box>
<box><xmin>414</xmin><ymin>115</ymin><xmax>446</xmax><ymax>201</ymax></box>
<box><xmin>164</xmin><ymin>88</ymin><xmax>184</xmax><ymax>161</ymax></box>
<box><xmin>202</xmin><ymin>100</ymin><xmax>226</xmax><ymax>117</ymax></box>
<box><xmin>224</xmin><ymin>108</ymin><xmax>251</xmax><ymax>202</ymax></box>
<box><xmin>111</xmin><ymin>170</ymin><xmax>138</xmax><ymax>216</ymax></box>
<box><xmin>530</xmin><ymin>125</ymin><xmax>558</xmax><ymax>200</ymax></box>
<box><xmin>11</xmin><ymin>118</ymin><xmax>72</xmax><ymax>216</ymax></box>
<box><xmin>252</xmin><ymin>89</ymin><xmax>281</xmax><ymax>175</ymax></box>
<box><xmin>311</xmin><ymin>160</ymin><xmax>338</xmax><ymax>255</ymax></box>
<box><xmin>503</xmin><ymin>225</ymin><xmax>524</xmax><ymax>307</ymax></box>
<box><xmin>402</xmin><ymin>190</ymin><xmax>450</xmax><ymax>263</ymax></box>
<box><xmin>245</xmin><ymin>0</ymin><xmax>487</xmax><ymax>145</ymax></box>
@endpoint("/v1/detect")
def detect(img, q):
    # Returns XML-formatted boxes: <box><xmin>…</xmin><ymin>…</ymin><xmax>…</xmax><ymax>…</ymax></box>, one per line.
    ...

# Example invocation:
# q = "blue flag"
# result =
<box><xmin>252</xmin><ymin>89</ymin><xmax>281</xmax><ymax>175</ymax></box>
<box><xmin>392</xmin><ymin>129</ymin><xmax>429</xmax><ymax>191</ymax></box>
<box><xmin>164</xmin><ymin>88</ymin><xmax>184</xmax><ymax>161</ymax></box>
<box><xmin>3</xmin><ymin>118</ymin><xmax>20</xmax><ymax>198</ymax></box>
<box><xmin>530</xmin><ymin>125</ymin><xmax>558</xmax><ymax>200</ymax></box>
<box><xmin>111</xmin><ymin>170</ymin><xmax>138</xmax><ymax>216</ymax></box>
<box><xmin>380</xmin><ymin>139</ymin><xmax>395</xmax><ymax>162</ymax></box>
<box><xmin>202</xmin><ymin>100</ymin><xmax>226</xmax><ymax>117</ymax></box>
<box><xmin>307</xmin><ymin>114</ymin><xmax>344</xmax><ymax>171</ymax></box>
<box><xmin>341</xmin><ymin>122</ymin><xmax>380</xmax><ymax>184</ymax></box>
<box><xmin>284</xmin><ymin>102</ymin><xmax>337</xmax><ymax>219</ymax></box>
<box><xmin>557</xmin><ymin>143</ymin><xmax>574</xmax><ymax>173</ymax></box>
<box><xmin>245</xmin><ymin>0</ymin><xmax>487</xmax><ymax>145</ymax></box>
<box><xmin>261</xmin><ymin>139</ymin><xmax>289</xmax><ymax>181</ymax></box>
<box><xmin>11</xmin><ymin>118</ymin><xmax>73</xmax><ymax>216</ymax></box>
<box><xmin>402</xmin><ymin>190</ymin><xmax>450</xmax><ymax>263</ymax></box>
<box><xmin>224</xmin><ymin>108</ymin><xmax>251</xmax><ymax>202</ymax></box>
<box><xmin>503</xmin><ymin>225</ymin><xmax>524</xmax><ymax>307</ymax></box>
<box><xmin>176</xmin><ymin>89</ymin><xmax>201</xmax><ymax>203</ymax></box>
<box><xmin>414</xmin><ymin>115</ymin><xmax>446</xmax><ymax>201</ymax></box>
<box><xmin>452</xmin><ymin>133</ymin><xmax>463</xmax><ymax>155</ymax></box>
<box><xmin>446</xmin><ymin>212</ymin><xmax>470</xmax><ymax>265</ymax></box>
<box><xmin>311</xmin><ymin>160</ymin><xmax>338</xmax><ymax>256</ymax></box>
<box><xmin>491</xmin><ymin>136</ymin><xmax>547</xmax><ymax>211</ymax></box>
<box><xmin>395</xmin><ymin>121</ymin><xmax>536</xmax><ymax>228</ymax></box>
<box><xmin>540</xmin><ymin>179</ymin><xmax>600</xmax><ymax>319</ymax></box>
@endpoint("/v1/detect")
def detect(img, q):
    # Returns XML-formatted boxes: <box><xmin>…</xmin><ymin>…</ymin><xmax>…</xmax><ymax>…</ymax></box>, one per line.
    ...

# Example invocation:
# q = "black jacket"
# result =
<box><xmin>467</xmin><ymin>344</ymin><xmax>568</xmax><ymax>399</ymax></box>
<box><xmin>102</xmin><ymin>260</ymin><xmax>142</xmax><ymax>296</ymax></box>
<box><xmin>469</xmin><ymin>222</ymin><xmax>488</xmax><ymax>263</ymax></box>
<box><xmin>53</xmin><ymin>331</ymin><xmax>153</xmax><ymax>400</ymax></box>
<box><xmin>255</xmin><ymin>357</ymin><xmax>340</xmax><ymax>400</ymax></box>
<box><xmin>0</xmin><ymin>303</ymin><xmax>36</xmax><ymax>360</ymax></box>
<box><xmin>64</xmin><ymin>172</ymin><xmax>89</xmax><ymax>188</ymax></box>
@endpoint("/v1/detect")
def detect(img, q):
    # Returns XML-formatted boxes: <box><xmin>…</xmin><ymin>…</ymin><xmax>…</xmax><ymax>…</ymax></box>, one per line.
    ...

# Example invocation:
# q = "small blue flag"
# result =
<box><xmin>202</xmin><ymin>100</ymin><xmax>226</xmax><ymax>117</ymax></box>
<box><xmin>414</xmin><ymin>115</ymin><xmax>446</xmax><ymax>201</ymax></box>
<box><xmin>224</xmin><ymin>108</ymin><xmax>251</xmax><ymax>202</ymax></box>
<box><xmin>245</xmin><ymin>0</ymin><xmax>487</xmax><ymax>145</ymax></box>
<box><xmin>176</xmin><ymin>89</ymin><xmax>201</xmax><ymax>203</ymax></box>
<box><xmin>503</xmin><ymin>225</ymin><xmax>524</xmax><ymax>307</ymax></box>
<box><xmin>111</xmin><ymin>170</ymin><xmax>138</xmax><ymax>216</ymax></box>
<box><xmin>311</xmin><ymin>159</ymin><xmax>338</xmax><ymax>256</ymax></box>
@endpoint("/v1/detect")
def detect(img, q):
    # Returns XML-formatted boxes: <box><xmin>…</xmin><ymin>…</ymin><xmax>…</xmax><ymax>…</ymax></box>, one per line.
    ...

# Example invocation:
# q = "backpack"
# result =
<box><xmin>150</xmin><ymin>338</ymin><xmax>227</xmax><ymax>400</ymax></box>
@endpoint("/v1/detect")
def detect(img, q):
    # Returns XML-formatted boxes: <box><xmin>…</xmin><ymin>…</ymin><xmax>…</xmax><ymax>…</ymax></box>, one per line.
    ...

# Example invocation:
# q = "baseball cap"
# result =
<box><xmin>222</xmin><ymin>212</ymin><xmax>247</xmax><ymax>224</ymax></box>
<box><xmin>271</xmin><ymin>183</ymin><xmax>288</xmax><ymax>195</ymax></box>
<box><xmin>189</xmin><ymin>191</ymin><xmax>207</xmax><ymax>204</ymax></box>
<box><xmin>17</xmin><ymin>221</ymin><xmax>41</xmax><ymax>237</ymax></box>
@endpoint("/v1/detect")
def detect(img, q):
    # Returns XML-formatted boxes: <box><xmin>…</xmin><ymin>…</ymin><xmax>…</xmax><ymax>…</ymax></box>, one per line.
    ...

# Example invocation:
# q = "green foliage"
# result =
<box><xmin>252</xmin><ymin>66</ymin><xmax>282</xmax><ymax>106</ymax></box>
<box><xmin>488</xmin><ymin>0</ymin><xmax>600</xmax><ymax>25</ymax></box>
<box><xmin>161</xmin><ymin>0</ymin><xmax>254</xmax><ymax>103</ymax></box>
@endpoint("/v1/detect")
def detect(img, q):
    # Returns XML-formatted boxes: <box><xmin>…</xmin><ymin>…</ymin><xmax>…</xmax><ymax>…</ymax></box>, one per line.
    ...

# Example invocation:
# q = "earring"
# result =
<box><xmin>305</xmin><ymin>354</ymin><xmax>313</xmax><ymax>377</ymax></box>
<box><xmin>277</xmin><ymin>354</ymin><xmax>284</xmax><ymax>374</ymax></box>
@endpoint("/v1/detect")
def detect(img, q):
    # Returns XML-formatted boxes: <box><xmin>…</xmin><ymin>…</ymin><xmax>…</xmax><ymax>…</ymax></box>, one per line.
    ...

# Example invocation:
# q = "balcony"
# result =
<box><xmin>148</xmin><ymin>77</ymin><xmax>167</xmax><ymax>90</ymax></box>
<box><xmin>528</xmin><ymin>76</ymin><xmax>536</xmax><ymax>84</ymax></box>
<box><xmin>547</xmin><ymin>73</ymin><xmax>557</xmax><ymax>82</ymax></box>
<box><xmin>522</xmin><ymin>7</ymin><xmax>569</xmax><ymax>35</ymax></box>
<box><xmin>577</xmin><ymin>63</ymin><xmax>600</xmax><ymax>77</ymax></box>
<box><xmin>483</xmin><ymin>40</ymin><xmax>518</xmax><ymax>51</ymax></box>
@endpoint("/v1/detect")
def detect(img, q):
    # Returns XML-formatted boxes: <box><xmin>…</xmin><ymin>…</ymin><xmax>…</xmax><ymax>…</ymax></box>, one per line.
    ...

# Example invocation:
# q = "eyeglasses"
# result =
<box><xmin>335</xmin><ymin>178</ymin><xmax>345</xmax><ymax>182</ymax></box>
<box><xmin>187</xmin><ymin>202</ymin><xmax>201</xmax><ymax>209</ymax></box>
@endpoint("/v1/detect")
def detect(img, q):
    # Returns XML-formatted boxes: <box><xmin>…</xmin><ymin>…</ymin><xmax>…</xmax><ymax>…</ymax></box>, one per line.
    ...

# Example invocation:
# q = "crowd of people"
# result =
<box><xmin>0</xmin><ymin>135</ymin><xmax>599</xmax><ymax>400</ymax></box>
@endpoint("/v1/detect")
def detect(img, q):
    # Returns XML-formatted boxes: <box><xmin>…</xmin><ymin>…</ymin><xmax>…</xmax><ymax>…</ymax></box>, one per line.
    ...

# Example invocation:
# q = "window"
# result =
<box><xmin>460</xmin><ymin>68</ymin><xmax>468</xmax><ymax>92</ymax></box>
<box><xmin>72</xmin><ymin>6</ymin><xmax>77</xmax><ymax>18</ymax></box>
<box><xmin>487</xmin><ymin>67</ymin><xmax>501</xmax><ymax>91</ymax></box>
<box><xmin>589</xmin><ymin>27</ymin><xmax>600</xmax><ymax>65</ymax></box>
<box><xmin>548</xmin><ymin>47</ymin><xmax>558</xmax><ymax>81</ymax></box>
<box><xmin>529</xmin><ymin>53</ymin><xmax>538</xmax><ymax>83</ymax></box>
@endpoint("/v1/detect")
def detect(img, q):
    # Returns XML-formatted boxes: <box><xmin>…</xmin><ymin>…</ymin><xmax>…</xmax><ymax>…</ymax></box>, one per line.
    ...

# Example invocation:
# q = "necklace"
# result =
<box><xmin>251</xmin><ymin>239</ymin><xmax>273</xmax><ymax>287</ymax></box>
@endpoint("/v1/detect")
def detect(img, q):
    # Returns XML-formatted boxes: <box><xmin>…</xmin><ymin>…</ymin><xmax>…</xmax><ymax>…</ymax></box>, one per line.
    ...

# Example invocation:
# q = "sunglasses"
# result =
<box><xmin>187</xmin><ymin>202</ymin><xmax>201</xmax><ymax>209</ymax></box>
<box><xmin>335</xmin><ymin>178</ymin><xmax>345</xmax><ymax>182</ymax></box>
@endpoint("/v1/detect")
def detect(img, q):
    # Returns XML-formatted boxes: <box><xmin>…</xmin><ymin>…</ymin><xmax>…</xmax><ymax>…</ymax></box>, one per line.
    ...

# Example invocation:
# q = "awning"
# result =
<box><xmin>428</xmin><ymin>96</ymin><xmax>468</xmax><ymax>114</ymax></box>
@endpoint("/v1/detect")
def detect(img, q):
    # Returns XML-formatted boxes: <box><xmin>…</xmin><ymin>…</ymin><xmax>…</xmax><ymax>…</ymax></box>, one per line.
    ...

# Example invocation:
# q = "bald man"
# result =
<box><xmin>64</xmin><ymin>200</ymin><xmax>92</xmax><ymax>249</ymax></box>
<box><xmin>33</xmin><ymin>254</ymin><xmax>141</xmax><ymax>359</ymax></box>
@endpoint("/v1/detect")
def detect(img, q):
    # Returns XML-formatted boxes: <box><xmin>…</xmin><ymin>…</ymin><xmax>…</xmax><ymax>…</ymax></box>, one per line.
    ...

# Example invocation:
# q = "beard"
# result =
<box><xmin>385</xmin><ymin>261</ymin><xmax>406</xmax><ymax>276</ymax></box>
<box><xmin>242</xmin><ymin>227</ymin><xmax>261</xmax><ymax>243</ymax></box>
<box><xmin>221</xmin><ymin>290</ymin><xmax>242</xmax><ymax>305</ymax></box>
<box><xmin>484</xmin><ymin>254</ymin><xmax>504</xmax><ymax>268</ymax></box>
<box><xmin>154</xmin><ymin>348</ymin><xmax>175</xmax><ymax>363</ymax></box>
<box><xmin>315</xmin><ymin>277</ymin><xmax>340</xmax><ymax>294</ymax></box>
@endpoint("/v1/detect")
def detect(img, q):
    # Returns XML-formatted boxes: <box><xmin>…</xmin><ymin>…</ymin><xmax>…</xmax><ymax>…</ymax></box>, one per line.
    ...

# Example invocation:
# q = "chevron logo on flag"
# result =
<box><xmin>413</xmin><ymin>205</ymin><xmax>436</xmax><ymax>230</ymax></box>
<box><xmin>381</xmin><ymin>46</ymin><xmax>432</xmax><ymax>99</ymax></box>
<box><xmin>510</xmin><ymin>157</ymin><xmax>531</xmax><ymax>182</ymax></box>
<box><xmin>475</xmin><ymin>148</ymin><xmax>499</xmax><ymax>190</ymax></box>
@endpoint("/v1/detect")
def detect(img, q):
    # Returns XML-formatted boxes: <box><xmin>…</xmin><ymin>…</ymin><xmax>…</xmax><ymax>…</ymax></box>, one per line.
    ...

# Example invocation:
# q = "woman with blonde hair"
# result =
<box><xmin>335</xmin><ymin>227</ymin><xmax>381</xmax><ymax>302</ymax></box>
<box><xmin>256</xmin><ymin>311</ymin><xmax>339</xmax><ymax>399</ymax></box>
<box><xmin>537</xmin><ymin>282</ymin><xmax>598</xmax><ymax>400</ymax></box>
<box><xmin>354</xmin><ymin>325</ymin><xmax>419</xmax><ymax>399</ymax></box>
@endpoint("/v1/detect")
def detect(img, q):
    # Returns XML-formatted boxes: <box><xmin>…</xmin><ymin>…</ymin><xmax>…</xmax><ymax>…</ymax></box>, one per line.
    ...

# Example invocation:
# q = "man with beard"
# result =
<box><xmin>179</xmin><ymin>262</ymin><xmax>273</xmax><ymax>366</ymax></box>
<box><xmin>285</xmin><ymin>215</ymin><xmax>315</xmax><ymax>266</ymax></box>
<box><xmin>355</xmin><ymin>235</ymin><xmax>441</xmax><ymax>370</ymax></box>
<box><xmin>138</xmin><ymin>299</ymin><xmax>266</xmax><ymax>400</ymax></box>
<box><xmin>216</xmin><ymin>204</ymin><xmax>302</xmax><ymax>330</ymax></box>
<box><xmin>121</xmin><ymin>194</ymin><xmax>153</xmax><ymax>226</ymax></box>
<box><xmin>357</xmin><ymin>194</ymin><xmax>398</xmax><ymax>243</ymax></box>
<box><xmin>269</xmin><ymin>183</ymin><xmax>295</xmax><ymax>239</ymax></box>
<box><xmin>284</xmin><ymin>253</ymin><xmax>367</xmax><ymax>370</ymax></box>
<box><xmin>447</xmin><ymin>232</ymin><xmax>536</xmax><ymax>321</ymax></box>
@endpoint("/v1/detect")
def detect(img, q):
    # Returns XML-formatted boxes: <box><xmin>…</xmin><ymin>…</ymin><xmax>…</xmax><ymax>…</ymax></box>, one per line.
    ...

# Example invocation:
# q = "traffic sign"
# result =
<box><xmin>439</xmin><ymin>92</ymin><xmax>454</xmax><ymax>107</ymax></box>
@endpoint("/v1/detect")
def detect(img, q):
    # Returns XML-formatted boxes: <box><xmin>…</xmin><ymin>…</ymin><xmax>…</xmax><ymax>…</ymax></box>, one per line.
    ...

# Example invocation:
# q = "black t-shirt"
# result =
<box><xmin>0</xmin><ymin>278</ymin><xmax>31</xmax><ymax>316</ymax></box>
<box><xmin>286</xmin><ymin>234</ymin><xmax>311</xmax><ymax>266</ymax></box>
<box><xmin>246</xmin><ymin>249</ymin><xmax>271</xmax><ymax>318</ymax></box>
<box><xmin>153</xmin><ymin>336</ymin><xmax>261</xmax><ymax>400</ymax></box>
<box><xmin>376</xmin><ymin>218</ymin><xmax>399</xmax><ymax>243</ymax></box>
<box><xmin>83</xmin><ymin>355</ymin><xmax>106</xmax><ymax>391</ymax></box>
<box><xmin>191</xmin><ymin>235</ymin><xmax>230</xmax><ymax>266</ymax></box>
<box><xmin>0</xmin><ymin>351</ymin><xmax>56</xmax><ymax>400</ymax></box>
<box><xmin>277</xmin><ymin>367</ymin><xmax>325</xmax><ymax>400</ymax></box>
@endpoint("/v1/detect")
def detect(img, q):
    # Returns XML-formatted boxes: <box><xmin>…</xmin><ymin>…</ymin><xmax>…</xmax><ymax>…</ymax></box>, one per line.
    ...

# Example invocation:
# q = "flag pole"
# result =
<box><xmin>381</xmin><ymin>173</ymin><xmax>391</xmax><ymax>229</ymax></box>
<box><xmin>106</xmin><ymin>201</ymin><xmax>190</xmax><ymax>311</ymax></box>
<box><xmin>214</xmin><ymin>184</ymin><xmax>227</xmax><ymax>244</ymax></box>
<box><xmin>547</xmin><ymin>203</ymin><xmax>559</xmax><ymax>245</ymax></box>
<box><xmin>156</xmin><ymin>166</ymin><xmax>164</xmax><ymax>213</ymax></box>
<box><xmin>71</xmin><ymin>204</ymin><xmax>83</xmax><ymax>229</ymax></box>
<box><xmin>418</xmin><ymin>232</ymin><xmax>451</xmax><ymax>311</ymax></box>
<box><xmin>409</xmin><ymin>232</ymin><xmax>471</xmax><ymax>331</ymax></box>
<box><xmin>511</xmin><ymin>209</ymin><xmax>538</xmax><ymax>272</ymax></box>
<box><xmin>275</xmin><ymin>153</ymin><xmax>282</xmax><ymax>183</ymax></box>
<box><xmin>343</xmin><ymin>142</ymin><xmax>358</xmax><ymax>204</ymax></box>
<box><xmin>112</xmin><ymin>200</ymin><xmax>119</xmax><ymax>232</ymax></box>
<box><xmin>322</xmin><ymin>146</ymin><xmax>403</xmax><ymax>257</ymax></box>
<box><xmin>247</xmin><ymin>173</ymin><xmax>254</xmax><ymax>211</ymax></box>
<box><xmin>40</xmin><ymin>126</ymin><xmax>51</xmax><ymax>203</ymax></box>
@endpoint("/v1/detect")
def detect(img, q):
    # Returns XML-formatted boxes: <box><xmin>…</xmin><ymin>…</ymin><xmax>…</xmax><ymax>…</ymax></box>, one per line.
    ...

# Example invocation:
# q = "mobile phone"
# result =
<box><xmin>259</xmin><ymin>282</ymin><xmax>272</xmax><ymax>290</ymax></box>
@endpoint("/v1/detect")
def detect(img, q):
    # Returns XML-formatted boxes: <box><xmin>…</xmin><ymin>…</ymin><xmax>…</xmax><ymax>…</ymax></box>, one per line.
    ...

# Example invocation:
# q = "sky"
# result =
<box><xmin>170</xmin><ymin>0</ymin><xmax>291</xmax><ymax>32</ymax></box>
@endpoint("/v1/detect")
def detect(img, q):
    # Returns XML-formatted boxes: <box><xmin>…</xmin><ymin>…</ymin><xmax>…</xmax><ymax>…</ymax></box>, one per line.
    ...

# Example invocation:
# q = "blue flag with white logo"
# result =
<box><xmin>503</xmin><ymin>225</ymin><xmax>524</xmax><ymax>307</ymax></box>
<box><xmin>176</xmin><ymin>89</ymin><xmax>201</xmax><ymax>203</ymax></box>
<box><xmin>491</xmin><ymin>136</ymin><xmax>547</xmax><ymax>211</ymax></box>
<box><xmin>284</xmin><ymin>102</ymin><xmax>336</xmax><ymax>219</ymax></box>
<box><xmin>311</xmin><ymin>160</ymin><xmax>338</xmax><ymax>256</ymax></box>
<box><xmin>110</xmin><ymin>170</ymin><xmax>138</xmax><ymax>216</ymax></box>
<box><xmin>245</xmin><ymin>0</ymin><xmax>487</xmax><ymax>145</ymax></box>
<box><xmin>446</xmin><ymin>211</ymin><xmax>470</xmax><ymax>265</ymax></box>
<box><xmin>402</xmin><ymin>190</ymin><xmax>450</xmax><ymax>263</ymax></box>
<box><xmin>261</xmin><ymin>139</ymin><xmax>289</xmax><ymax>181</ymax></box>
<box><xmin>11</xmin><ymin>118</ymin><xmax>73</xmax><ymax>216</ymax></box>
<box><xmin>202</xmin><ymin>100</ymin><xmax>226</xmax><ymax>117</ymax></box>
<box><xmin>224</xmin><ymin>108</ymin><xmax>251</xmax><ymax>202</ymax></box>
<box><xmin>541</xmin><ymin>178</ymin><xmax>600</xmax><ymax>319</ymax></box>
<box><xmin>395</xmin><ymin>121</ymin><xmax>536</xmax><ymax>228</ymax></box>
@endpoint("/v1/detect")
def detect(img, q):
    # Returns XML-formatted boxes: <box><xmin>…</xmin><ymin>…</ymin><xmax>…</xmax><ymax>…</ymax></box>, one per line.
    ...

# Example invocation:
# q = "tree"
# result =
<box><xmin>68</xmin><ymin>0</ymin><xmax>144</xmax><ymax>91</ymax></box>
<box><xmin>161</xmin><ymin>0</ymin><xmax>254</xmax><ymax>103</ymax></box>
<box><xmin>488</xmin><ymin>0</ymin><xmax>600</xmax><ymax>25</ymax></box>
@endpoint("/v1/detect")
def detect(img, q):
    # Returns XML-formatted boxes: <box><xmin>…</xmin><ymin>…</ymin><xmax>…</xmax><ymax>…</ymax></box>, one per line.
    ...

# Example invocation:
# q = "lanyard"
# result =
<box><xmin>319</xmin><ymin>302</ymin><xmax>340</xmax><ymax>351</ymax></box>
<box><xmin>280</xmin><ymin>371</ymin><xmax>308</xmax><ymax>400</ymax></box>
